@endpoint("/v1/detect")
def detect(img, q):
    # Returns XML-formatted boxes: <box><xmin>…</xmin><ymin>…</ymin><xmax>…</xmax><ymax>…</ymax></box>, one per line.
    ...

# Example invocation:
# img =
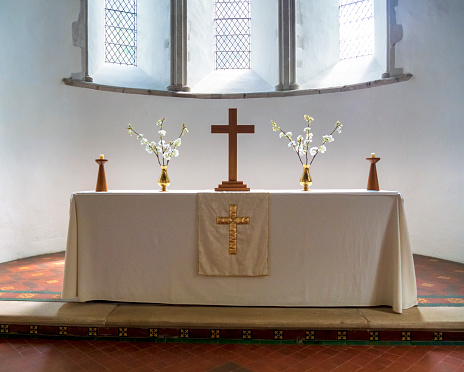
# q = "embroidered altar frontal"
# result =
<box><xmin>197</xmin><ymin>192</ymin><xmax>269</xmax><ymax>276</ymax></box>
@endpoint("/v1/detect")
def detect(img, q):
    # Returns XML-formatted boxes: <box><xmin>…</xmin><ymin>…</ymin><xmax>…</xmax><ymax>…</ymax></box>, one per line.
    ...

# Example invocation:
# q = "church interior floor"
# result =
<box><xmin>0</xmin><ymin>253</ymin><xmax>463</xmax><ymax>371</ymax></box>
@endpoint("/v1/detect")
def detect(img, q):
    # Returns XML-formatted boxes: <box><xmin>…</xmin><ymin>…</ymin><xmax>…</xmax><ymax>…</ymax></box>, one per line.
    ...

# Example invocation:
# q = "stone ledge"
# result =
<box><xmin>62</xmin><ymin>74</ymin><xmax>413</xmax><ymax>99</ymax></box>
<box><xmin>1</xmin><ymin>301</ymin><xmax>462</xmax><ymax>331</ymax></box>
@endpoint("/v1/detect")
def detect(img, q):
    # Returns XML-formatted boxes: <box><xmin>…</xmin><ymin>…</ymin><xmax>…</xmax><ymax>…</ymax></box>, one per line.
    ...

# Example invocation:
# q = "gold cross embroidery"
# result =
<box><xmin>216</xmin><ymin>204</ymin><xmax>250</xmax><ymax>255</ymax></box>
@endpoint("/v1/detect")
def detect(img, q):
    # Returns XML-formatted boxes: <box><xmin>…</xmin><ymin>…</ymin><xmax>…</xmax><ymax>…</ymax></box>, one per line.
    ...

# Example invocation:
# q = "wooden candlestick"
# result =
<box><xmin>366</xmin><ymin>157</ymin><xmax>380</xmax><ymax>191</ymax></box>
<box><xmin>95</xmin><ymin>159</ymin><xmax>108</xmax><ymax>192</ymax></box>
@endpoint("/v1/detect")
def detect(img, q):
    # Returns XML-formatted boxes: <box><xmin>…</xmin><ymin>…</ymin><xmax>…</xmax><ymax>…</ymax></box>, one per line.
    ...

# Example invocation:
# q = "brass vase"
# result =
<box><xmin>300</xmin><ymin>164</ymin><xmax>312</xmax><ymax>191</ymax></box>
<box><xmin>158</xmin><ymin>165</ymin><xmax>170</xmax><ymax>191</ymax></box>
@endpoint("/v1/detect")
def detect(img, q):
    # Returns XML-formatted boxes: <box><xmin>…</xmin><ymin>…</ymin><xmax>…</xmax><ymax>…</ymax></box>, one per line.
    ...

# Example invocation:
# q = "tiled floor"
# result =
<box><xmin>1</xmin><ymin>252</ymin><xmax>464</xmax><ymax>303</ymax></box>
<box><xmin>1</xmin><ymin>338</ymin><xmax>464</xmax><ymax>372</ymax></box>
<box><xmin>1</xmin><ymin>254</ymin><xmax>464</xmax><ymax>371</ymax></box>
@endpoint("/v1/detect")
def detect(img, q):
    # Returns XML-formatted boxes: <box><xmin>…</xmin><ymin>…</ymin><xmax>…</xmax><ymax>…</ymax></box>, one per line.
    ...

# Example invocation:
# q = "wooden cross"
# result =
<box><xmin>216</xmin><ymin>204</ymin><xmax>250</xmax><ymax>255</ymax></box>
<box><xmin>211</xmin><ymin>108</ymin><xmax>254</xmax><ymax>191</ymax></box>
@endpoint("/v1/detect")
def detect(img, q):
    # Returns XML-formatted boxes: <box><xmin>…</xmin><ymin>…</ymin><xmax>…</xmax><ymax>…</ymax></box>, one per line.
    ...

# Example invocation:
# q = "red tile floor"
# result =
<box><xmin>1</xmin><ymin>338</ymin><xmax>463</xmax><ymax>372</ymax></box>
<box><xmin>1</xmin><ymin>253</ymin><xmax>464</xmax><ymax>371</ymax></box>
<box><xmin>1</xmin><ymin>253</ymin><xmax>464</xmax><ymax>304</ymax></box>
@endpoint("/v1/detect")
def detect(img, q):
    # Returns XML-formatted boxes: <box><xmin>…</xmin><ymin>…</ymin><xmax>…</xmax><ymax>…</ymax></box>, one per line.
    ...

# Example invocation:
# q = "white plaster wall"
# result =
<box><xmin>374</xmin><ymin>0</ymin><xmax>387</xmax><ymax>71</ymax></box>
<box><xmin>136</xmin><ymin>0</ymin><xmax>170</xmax><ymax>87</ymax></box>
<box><xmin>251</xmin><ymin>0</ymin><xmax>279</xmax><ymax>87</ymax></box>
<box><xmin>88</xmin><ymin>0</ymin><xmax>105</xmax><ymax>76</ymax></box>
<box><xmin>187</xmin><ymin>0</ymin><xmax>215</xmax><ymax>88</ymax></box>
<box><xmin>0</xmin><ymin>0</ymin><xmax>463</xmax><ymax>263</ymax></box>
<box><xmin>296</xmin><ymin>0</ymin><xmax>340</xmax><ymax>84</ymax></box>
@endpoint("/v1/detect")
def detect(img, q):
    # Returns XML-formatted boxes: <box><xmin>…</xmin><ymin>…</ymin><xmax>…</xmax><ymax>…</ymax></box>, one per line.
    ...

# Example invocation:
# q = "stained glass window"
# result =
<box><xmin>339</xmin><ymin>0</ymin><xmax>374</xmax><ymax>60</ymax></box>
<box><xmin>215</xmin><ymin>0</ymin><xmax>251</xmax><ymax>70</ymax></box>
<box><xmin>105</xmin><ymin>0</ymin><xmax>137</xmax><ymax>66</ymax></box>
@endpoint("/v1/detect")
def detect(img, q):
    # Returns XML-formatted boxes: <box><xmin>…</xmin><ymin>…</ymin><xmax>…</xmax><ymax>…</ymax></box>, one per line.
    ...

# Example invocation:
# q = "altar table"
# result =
<box><xmin>61</xmin><ymin>190</ymin><xmax>417</xmax><ymax>313</ymax></box>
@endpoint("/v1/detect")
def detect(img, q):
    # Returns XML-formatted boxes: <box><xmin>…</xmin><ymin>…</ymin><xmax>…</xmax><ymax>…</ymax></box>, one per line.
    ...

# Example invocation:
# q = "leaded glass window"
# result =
<box><xmin>339</xmin><ymin>0</ymin><xmax>374</xmax><ymax>60</ymax></box>
<box><xmin>105</xmin><ymin>0</ymin><xmax>137</xmax><ymax>66</ymax></box>
<box><xmin>214</xmin><ymin>0</ymin><xmax>251</xmax><ymax>70</ymax></box>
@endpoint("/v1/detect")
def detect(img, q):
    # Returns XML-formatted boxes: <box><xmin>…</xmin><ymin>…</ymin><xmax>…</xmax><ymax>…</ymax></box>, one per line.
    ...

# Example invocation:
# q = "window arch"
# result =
<box><xmin>69</xmin><ymin>0</ymin><xmax>406</xmax><ymax>95</ymax></box>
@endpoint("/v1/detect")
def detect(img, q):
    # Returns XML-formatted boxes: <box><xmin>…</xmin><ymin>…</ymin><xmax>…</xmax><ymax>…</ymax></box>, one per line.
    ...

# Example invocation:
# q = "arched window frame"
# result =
<box><xmin>69</xmin><ymin>0</ymin><xmax>406</xmax><ymax>95</ymax></box>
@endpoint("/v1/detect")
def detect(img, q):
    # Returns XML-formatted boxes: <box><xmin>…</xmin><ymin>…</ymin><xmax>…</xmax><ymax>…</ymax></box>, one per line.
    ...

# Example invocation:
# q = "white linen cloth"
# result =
<box><xmin>197</xmin><ymin>192</ymin><xmax>269</xmax><ymax>276</ymax></box>
<box><xmin>62</xmin><ymin>190</ymin><xmax>417</xmax><ymax>313</ymax></box>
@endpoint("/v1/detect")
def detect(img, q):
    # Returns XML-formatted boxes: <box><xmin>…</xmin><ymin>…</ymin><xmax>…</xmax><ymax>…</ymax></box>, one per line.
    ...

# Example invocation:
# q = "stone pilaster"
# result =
<box><xmin>275</xmin><ymin>0</ymin><xmax>299</xmax><ymax>91</ymax></box>
<box><xmin>382</xmin><ymin>0</ymin><xmax>404</xmax><ymax>78</ymax></box>
<box><xmin>71</xmin><ymin>0</ymin><xmax>92</xmax><ymax>82</ymax></box>
<box><xmin>167</xmin><ymin>0</ymin><xmax>190</xmax><ymax>92</ymax></box>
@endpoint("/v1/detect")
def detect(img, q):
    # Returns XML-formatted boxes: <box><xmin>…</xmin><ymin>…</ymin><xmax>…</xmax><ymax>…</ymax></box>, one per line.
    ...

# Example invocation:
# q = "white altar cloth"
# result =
<box><xmin>62</xmin><ymin>190</ymin><xmax>417</xmax><ymax>313</ymax></box>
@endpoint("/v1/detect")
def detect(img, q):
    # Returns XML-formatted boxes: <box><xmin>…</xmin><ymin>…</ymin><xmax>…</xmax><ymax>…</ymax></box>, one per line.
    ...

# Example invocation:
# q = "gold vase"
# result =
<box><xmin>158</xmin><ymin>165</ymin><xmax>170</xmax><ymax>191</ymax></box>
<box><xmin>299</xmin><ymin>164</ymin><xmax>312</xmax><ymax>191</ymax></box>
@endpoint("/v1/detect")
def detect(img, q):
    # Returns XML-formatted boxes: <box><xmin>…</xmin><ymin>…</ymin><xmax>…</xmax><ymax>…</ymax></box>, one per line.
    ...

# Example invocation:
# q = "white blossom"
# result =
<box><xmin>271</xmin><ymin>116</ymin><xmax>341</xmax><ymax>167</ymax></box>
<box><xmin>304</xmin><ymin>115</ymin><xmax>314</xmax><ymax>122</ymax></box>
<box><xmin>127</xmin><ymin>117</ymin><xmax>188</xmax><ymax>166</ymax></box>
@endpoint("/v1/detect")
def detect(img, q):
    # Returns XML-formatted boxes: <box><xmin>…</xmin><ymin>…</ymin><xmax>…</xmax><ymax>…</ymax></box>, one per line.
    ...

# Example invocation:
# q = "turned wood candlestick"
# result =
<box><xmin>95</xmin><ymin>159</ymin><xmax>108</xmax><ymax>192</ymax></box>
<box><xmin>366</xmin><ymin>157</ymin><xmax>380</xmax><ymax>191</ymax></box>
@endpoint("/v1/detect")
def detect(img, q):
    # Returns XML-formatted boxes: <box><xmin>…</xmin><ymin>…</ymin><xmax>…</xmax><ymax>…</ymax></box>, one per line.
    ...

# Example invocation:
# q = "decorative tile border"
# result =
<box><xmin>369</xmin><ymin>331</ymin><xmax>379</xmax><ymax>341</ymax></box>
<box><xmin>149</xmin><ymin>328</ymin><xmax>158</xmax><ymax>338</ymax></box>
<box><xmin>59</xmin><ymin>326</ymin><xmax>68</xmax><ymax>335</ymax></box>
<box><xmin>88</xmin><ymin>327</ymin><xmax>97</xmax><ymax>336</ymax></box>
<box><xmin>119</xmin><ymin>327</ymin><xmax>128</xmax><ymax>337</ymax></box>
<box><xmin>242</xmin><ymin>330</ymin><xmax>252</xmax><ymax>339</ymax></box>
<box><xmin>305</xmin><ymin>330</ymin><xmax>315</xmax><ymax>341</ymax></box>
<box><xmin>29</xmin><ymin>325</ymin><xmax>38</xmax><ymax>335</ymax></box>
<box><xmin>0</xmin><ymin>324</ymin><xmax>463</xmax><ymax>344</ymax></box>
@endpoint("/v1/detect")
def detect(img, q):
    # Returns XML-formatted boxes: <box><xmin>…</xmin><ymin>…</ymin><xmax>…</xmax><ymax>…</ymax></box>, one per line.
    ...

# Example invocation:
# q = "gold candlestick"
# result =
<box><xmin>95</xmin><ymin>158</ymin><xmax>108</xmax><ymax>192</ymax></box>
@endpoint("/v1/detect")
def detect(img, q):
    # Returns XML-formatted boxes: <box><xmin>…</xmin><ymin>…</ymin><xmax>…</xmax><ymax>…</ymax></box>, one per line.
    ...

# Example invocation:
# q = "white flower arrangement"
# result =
<box><xmin>271</xmin><ymin>115</ymin><xmax>342</xmax><ymax>166</ymax></box>
<box><xmin>127</xmin><ymin>117</ymin><xmax>188</xmax><ymax>167</ymax></box>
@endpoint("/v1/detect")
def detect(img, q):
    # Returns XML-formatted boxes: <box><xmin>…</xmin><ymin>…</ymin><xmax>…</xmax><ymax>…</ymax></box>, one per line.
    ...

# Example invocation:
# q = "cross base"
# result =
<box><xmin>215</xmin><ymin>181</ymin><xmax>250</xmax><ymax>192</ymax></box>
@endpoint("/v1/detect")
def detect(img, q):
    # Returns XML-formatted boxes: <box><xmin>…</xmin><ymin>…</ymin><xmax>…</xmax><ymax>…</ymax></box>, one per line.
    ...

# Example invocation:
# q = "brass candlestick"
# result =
<box><xmin>95</xmin><ymin>158</ymin><xmax>108</xmax><ymax>192</ymax></box>
<box><xmin>366</xmin><ymin>157</ymin><xmax>380</xmax><ymax>191</ymax></box>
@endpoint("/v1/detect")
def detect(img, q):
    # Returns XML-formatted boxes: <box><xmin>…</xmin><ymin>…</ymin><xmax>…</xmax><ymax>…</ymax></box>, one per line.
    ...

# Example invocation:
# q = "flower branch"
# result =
<box><xmin>127</xmin><ymin>117</ymin><xmax>188</xmax><ymax>167</ymax></box>
<box><xmin>271</xmin><ymin>115</ymin><xmax>342</xmax><ymax>166</ymax></box>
